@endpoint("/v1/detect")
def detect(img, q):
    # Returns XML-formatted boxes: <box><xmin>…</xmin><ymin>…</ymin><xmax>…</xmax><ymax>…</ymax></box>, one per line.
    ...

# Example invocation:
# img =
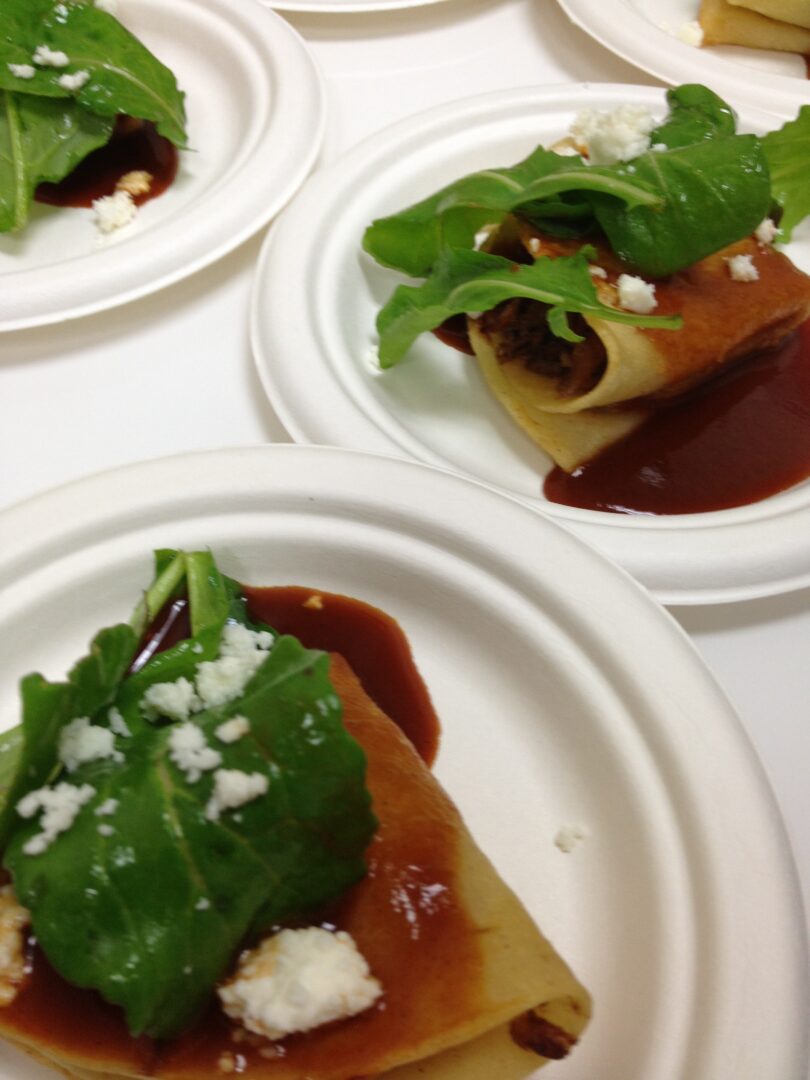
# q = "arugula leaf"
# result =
<box><xmin>1</xmin><ymin>551</ymin><xmax>377</xmax><ymax>1040</ymax></box>
<box><xmin>5</xmin><ymin>635</ymin><xmax>374</xmax><ymax>1039</ymax></box>
<box><xmin>0</xmin><ymin>623</ymin><xmax>137</xmax><ymax>848</ymax></box>
<box><xmin>376</xmin><ymin>247</ymin><xmax>682</xmax><ymax>368</ymax></box>
<box><xmin>591</xmin><ymin>134</ymin><xmax>771</xmax><ymax>277</ymax></box>
<box><xmin>363</xmin><ymin>145</ymin><xmax>662</xmax><ymax>278</ymax></box>
<box><xmin>761</xmin><ymin>106</ymin><xmax>810</xmax><ymax>244</ymax></box>
<box><xmin>0</xmin><ymin>0</ymin><xmax>187</xmax><ymax>146</ymax></box>
<box><xmin>0</xmin><ymin>90</ymin><xmax>113</xmax><ymax>231</ymax></box>
<box><xmin>650</xmin><ymin>84</ymin><xmax>737</xmax><ymax>148</ymax></box>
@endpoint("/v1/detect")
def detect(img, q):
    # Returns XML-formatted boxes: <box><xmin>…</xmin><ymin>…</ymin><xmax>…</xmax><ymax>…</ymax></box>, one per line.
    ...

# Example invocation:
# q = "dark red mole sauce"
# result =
<box><xmin>2</xmin><ymin>587</ymin><xmax>448</xmax><ymax>1076</ymax></box>
<box><xmin>438</xmin><ymin>316</ymin><xmax>810</xmax><ymax>515</ymax></box>
<box><xmin>545</xmin><ymin>320</ymin><xmax>810</xmax><ymax>515</ymax></box>
<box><xmin>34</xmin><ymin>117</ymin><xmax>178</xmax><ymax>209</ymax></box>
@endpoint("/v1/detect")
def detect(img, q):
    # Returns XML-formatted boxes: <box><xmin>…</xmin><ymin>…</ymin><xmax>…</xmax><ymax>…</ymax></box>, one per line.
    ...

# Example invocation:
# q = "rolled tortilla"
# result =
<box><xmin>727</xmin><ymin>0</ymin><xmax>810</xmax><ymax>30</ymax></box>
<box><xmin>0</xmin><ymin>654</ymin><xmax>590</xmax><ymax>1080</ymax></box>
<box><xmin>699</xmin><ymin>0</ymin><xmax>810</xmax><ymax>50</ymax></box>
<box><xmin>471</xmin><ymin>223</ymin><xmax>810</xmax><ymax>471</ymax></box>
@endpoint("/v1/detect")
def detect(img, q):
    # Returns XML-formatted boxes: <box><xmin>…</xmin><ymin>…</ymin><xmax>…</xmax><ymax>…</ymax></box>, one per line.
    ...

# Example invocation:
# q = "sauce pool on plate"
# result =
<box><xmin>544</xmin><ymin>320</ymin><xmax>810</xmax><ymax>515</ymax></box>
<box><xmin>35</xmin><ymin>118</ymin><xmax>178</xmax><ymax>209</ymax></box>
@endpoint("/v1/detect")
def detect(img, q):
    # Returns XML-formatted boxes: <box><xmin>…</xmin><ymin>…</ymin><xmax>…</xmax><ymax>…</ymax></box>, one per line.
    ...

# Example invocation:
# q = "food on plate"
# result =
<box><xmin>0</xmin><ymin>0</ymin><xmax>187</xmax><ymax>234</ymax></box>
<box><xmin>699</xmin><ymin>0</ymin><xmax>810</xmax><ymax>52</ymax></box>
<box><xmin>729</xmin><ymin>0</ymin><xmax>810</xmax><ymax>24</ymax></box>
<box><xmin>363</xmin><ymin>84</ymin><xmax>810</xmax><ymax>513</ymax></box>
<box><xmin>0</xmin><ymin>550</ymin><xmax>590</xmax><ymax>1078</ymax></box>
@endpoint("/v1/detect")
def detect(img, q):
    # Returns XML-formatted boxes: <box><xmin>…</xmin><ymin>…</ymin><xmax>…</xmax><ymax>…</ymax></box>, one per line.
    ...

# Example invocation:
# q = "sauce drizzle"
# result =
<box><xmin>544</xmin><ymin>321</ymin><xmax>810</xmax><ymax>515</ymax></box>
<box><xmin>35</xmin><ymin>118</ymin><xmax>178</xmax><ymax>209</ymax></box>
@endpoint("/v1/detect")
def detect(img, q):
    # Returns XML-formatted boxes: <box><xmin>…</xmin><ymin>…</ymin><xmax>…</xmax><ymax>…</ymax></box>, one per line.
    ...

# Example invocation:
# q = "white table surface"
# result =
<box><xmin>1</xmin><ymin>0</ymin><xmax>808</xmax><ymax>1058</ymax></box>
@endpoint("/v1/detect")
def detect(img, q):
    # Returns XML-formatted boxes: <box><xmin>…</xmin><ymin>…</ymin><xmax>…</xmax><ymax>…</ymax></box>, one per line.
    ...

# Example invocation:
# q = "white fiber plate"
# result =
<box><xmin>556</xmin><ymin>0</ymin><xmax>810</xmax><ymax>119</ymax></box>
<box><xmin>251</xmin><ymin>83</ymin><xmax>810</xmax><ymax>605</ymax></box>
<box><xmin>0</xmin><ymin>0</ymin><xmax>324</xmax><ymax>332</ymax></box>
<box><xmin>0</xmin><ymin>445</ymin><xmax>805</xmax><ymax>1079</ymax></box>
<box><xmin>267</xmin><ymin>0</ymin><xmax>451</xmax><ymax>12</ymax></box>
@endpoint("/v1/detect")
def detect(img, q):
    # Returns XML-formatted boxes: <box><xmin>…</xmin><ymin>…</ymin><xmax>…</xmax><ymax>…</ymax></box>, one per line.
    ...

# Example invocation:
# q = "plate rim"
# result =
<box><xmin>555</xmin><ymin>0</ymin><xmax>810</xmax><ymax>119</ymax></box>
<box><xmin>249</xmin><ymin>81</ymin><xmax>810</xmax><ymax>606</ymax></box>
<box><xmin>0</xmin><ymin>442</ymin><xmax>807</xmax><ymax>1079</ymax></box>
<box><xmin>266</xmin><ymin>0</ymin><xmax>451</xmax><ymax>11</ymax></box>
<box><xmin>0</xmin><ymin>0</ymin><xmax>325</xmax><ymax>333</ymax></box>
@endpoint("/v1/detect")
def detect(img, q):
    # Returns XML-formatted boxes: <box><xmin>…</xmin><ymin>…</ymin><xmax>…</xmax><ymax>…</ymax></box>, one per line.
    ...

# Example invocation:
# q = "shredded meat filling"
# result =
<box><xmin>478</xmin><ymin>299</ymin><xmax>607</xmax><ymax>397</ymax></box>
<box><xmin>509</xmin><ymin>1008</ymin><xmax>579</xmax><ymax>1060</ymax></box>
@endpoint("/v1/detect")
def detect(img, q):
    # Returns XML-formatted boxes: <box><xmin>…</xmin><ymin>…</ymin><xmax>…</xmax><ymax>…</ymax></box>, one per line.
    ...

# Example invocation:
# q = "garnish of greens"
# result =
<box><xmin>0</xmin><ymin>0</ymin><xmax>187</xmax><ymax>233</ymax></box>
<box><xmin>0</xmin><ymin>550</ymin><xmax>377</xmax><ymax>1040</ymax></box>
<box><xmin>362</xmin><ymin>84</ymin><xmax>810</xmax><ymax>368</ymax></box>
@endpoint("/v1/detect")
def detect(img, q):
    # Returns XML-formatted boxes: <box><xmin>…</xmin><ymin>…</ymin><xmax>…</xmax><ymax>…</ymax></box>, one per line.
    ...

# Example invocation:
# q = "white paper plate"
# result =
<box><xmin>0</xmin><ymin>444</ymin><xmax>805</xmax><ymax>1079</ymax></box>
<box><xmin>251</xmin><ymin>83</ymin><xmax>810</xmax><ymax>605</ymax></box>
<box><xmin>0</xmin><ymin>0</ymin><xmax>324</xmax><ymax>332</ymax></box>
<box><xmin>557</xmin><ymin>0</ymin><xmax>810</xmax><ymax>119</ymax></box>
<box><xmin>267</xmin><ymin>0</ymin><xmax>451</xmax><ymax>12</ymax></box>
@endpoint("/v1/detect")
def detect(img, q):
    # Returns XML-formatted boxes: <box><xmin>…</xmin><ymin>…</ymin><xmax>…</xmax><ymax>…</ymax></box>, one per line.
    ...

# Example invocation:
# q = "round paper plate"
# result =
<box><xmin>250</xmin><ymin>83</ymin><xmax>810</xmax><ymax>605</ymax></box>
<box><xmin>556</xmin><ymin>0</ymin><xmax>810</xmax><ymax>120</ymax></box>
<box><xmin>0</xmin><ymin>445</ymin><xmax>805</xmax><ymax>1079</ymax></box>
<box><xmin>267</xmin><ymin>0</ymin><xmax>451</xmax><ymax>10</ymax></box>
<box><xmin>0</xmin><ymin>0</ymin><xmax>324</xmax><ymax>332</ymax></box>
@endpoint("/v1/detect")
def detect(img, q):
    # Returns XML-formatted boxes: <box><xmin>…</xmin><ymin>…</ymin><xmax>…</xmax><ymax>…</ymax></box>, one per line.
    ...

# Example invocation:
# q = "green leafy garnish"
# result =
<box><xmin>762</xmin><ymin>106</ymin><xmax>810</xmax><ymax>243</ymax></box>
<box><xmin>363</xmin><ymin>146</ymin><xmax>663</xmax><ymax>279</ymax></box>
<box><xmin>0</xmin><ymin>0</ymin><xmax>187</xmax><ymax>232</ymax></box>
<box><xmin>0</xmin><ymin>551</ymin><xmax>377</xmax><ymax>1040</ymax></box>
<box><xmin>376</xmin><ymin>247</ymin><xmax>682</xmax><ymax>368</ymax></box>
<box><xmin>363</xmin><ymin>83</ymin><xmax>809</xmax><ymax>367</ymax></box>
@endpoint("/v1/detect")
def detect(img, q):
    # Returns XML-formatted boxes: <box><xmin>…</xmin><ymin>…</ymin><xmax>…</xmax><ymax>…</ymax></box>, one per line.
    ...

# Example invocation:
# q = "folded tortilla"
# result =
<box><xmin>470</xmin><ymin>222</ymin><xmax>810</xmax><ymax>471</ymax></box>
<box><xmin>727</xmin><ymin>0</ymin><xmax>810</xmax><ymax>30</ymax></box>
<box><xmin>0</xmin><ymin>654</ymin><xmax>590</xmax><ymax>1079</ymax></box>
<box><xmin>699</xmin><ymin>0</ymin><xmax>810</xmax><ymax>50</ymax></box>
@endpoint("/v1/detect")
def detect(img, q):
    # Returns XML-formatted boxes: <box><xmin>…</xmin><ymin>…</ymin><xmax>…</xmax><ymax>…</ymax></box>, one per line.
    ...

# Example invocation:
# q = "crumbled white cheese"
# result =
<box><xmin>526</xmin><ymin>236</ymin><xmax>542</xmax><ymax>256</ymax></box>
<box><xmin>116</xmin><ymin>170</ymin><xmax>152</xmax><ymax>197</ymax></box>
<box><xmin>676</xmin><ymin>20</ymin><xmax>704</xmax><ymax>46</ymax></box>
<box><xmin>57</xmin><ymin>69</ymin><xmax>89</xmax><ymax>91</ymax></box>
<box><xmin>192</xmin><ymin>642</ymin><xmax>205</xmax><ymax>655</ymax></box>
<box><xmin>92</xmin><ymin>189</ymin><xmax>137</xmax><ymax>234</ymax></box>
<box><xmin>58</xmin><ymin>717</ymin><xmax>124</xmax><ymax>773</ymax></box>
<box><xmin>0</xmin><ymin>887</ymin><xmax>30</xmax><ymax>1006</ymax></box>
<box><xmin>195</xmin><ymin>897</ymin><xmax>211</xmax><ymax>911</ymax></box>
<box><xmin>726</xmin><ymin>253</ymin><xmax>760</xmax><ymax>282</ymax></box>
<box><xmin>17</xmin><ymin>782</ymin><xmax>95</xmax><ymax>856</ymax></box>
<box><xmin>588</xmin><ymin>264</ymin><xmax>608</xmax><ymax>279</ymax></box>
<box><xmin>108</xmin><ymin>707</ymin><xmax>131</xmax><ymax>738</ymax></box>
<box><xmin>206</xmin><ymin>769</ymin><xmax>269</xmax><ymax>821</ymax></box>
<box><xmin>168</xmin><ymin>723</ymin><xmax>222</xmax><ymax>783</ymax></box>
<box><xmin>554</xmin><ymin>823</ymin><xmax>590</xmax><ymax>853</ymax></box>
<box><xmin>219</xmin><ymin>928</ymin><xmax>382</xmax><ymax>1040</ymax></box>
<box><xmin>195</xmin><ymin>624</ymin><xmax>274</xmax><ymax>711</ymax></box>
<box><xmin>302</xmin><ymin>594</ymin><xmax>324</xmax><ymax>611</ymax></box>
<box><xmin>569</xmin><ymin>105</ymin><xmax>656</xmax><ymax>166</ymax></box>
<box><xmin>143</xmin><ymin>677</ymin><xmax>200</xmax><ymax>722</ymax></box>
<box><xmin>32</xmin><ymin>44</ymin><xmax>70</xmax><ymax>68</ymax></box>
<box><xmin>221</xmin><ymin>623</ymin><xmax>275</xmax><ymax>658</ymax></box>
<box><xmin>97</xmin><ymin>823</ymin><xmax>115</xmax><ymax>837</ymax></box>
<box><xmin>215</xmin><ymin>716</ymin><xmax>251</xmax><ymax>744</ymax></box>
<box><xmin>617</xmin><ymin>273</ymin><xmax>657</xmax><ymax>313</ymax></box>
<box><xmin>651</xmin><ymin>142</ymin><xmax>668</xmax><ymax>152</ymax></box>
<box><xmin>755</xmin><ymin>218</ymin><xmax>778</xmax><ymax>245</ymax></box>
<box><xmin>95</xmin><ymin>798</ymin><xmax>119</xmax><ymax>817</ymax></box>
<box><xmin>7</xmin><ymin>63</ymin><xmax>35</xmax><ymax>79</ymax></box>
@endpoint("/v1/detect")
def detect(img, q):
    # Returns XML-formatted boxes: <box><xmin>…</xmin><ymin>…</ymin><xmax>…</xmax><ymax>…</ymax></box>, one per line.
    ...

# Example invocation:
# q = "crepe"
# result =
<box><xmin>0</xmin><ymin>654</ymin><xmax>590</xmax><ymax>1080</ymax></box>
<box><xmin>699</xmin><ymin>0</ymin><xmax>810</xmax><ymax>51</ymax></box>
<box><xmin>470</xmin><ymin>222</ymin><xmax>810</xmax><ymax>471</ymax></box>
<box><xmin>727</xmin><ymin>0</ymin><xmax>810</xmax><ymax>29</ymax></box>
